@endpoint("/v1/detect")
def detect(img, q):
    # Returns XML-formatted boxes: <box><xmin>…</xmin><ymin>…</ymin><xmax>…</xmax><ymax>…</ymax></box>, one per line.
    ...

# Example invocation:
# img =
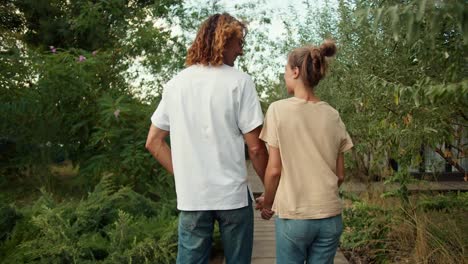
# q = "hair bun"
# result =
<box><xmin>320</xmin><ymin>39</ymin><xmax>336</xmax><ymax>57</ymax></box>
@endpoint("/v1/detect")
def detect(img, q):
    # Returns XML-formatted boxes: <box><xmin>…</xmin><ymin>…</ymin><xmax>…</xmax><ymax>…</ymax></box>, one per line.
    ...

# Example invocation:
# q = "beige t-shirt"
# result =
<box><xmin>260</xmin><ymin>97</ymin><xmax>353</xmax><ymax>219</ymax></box>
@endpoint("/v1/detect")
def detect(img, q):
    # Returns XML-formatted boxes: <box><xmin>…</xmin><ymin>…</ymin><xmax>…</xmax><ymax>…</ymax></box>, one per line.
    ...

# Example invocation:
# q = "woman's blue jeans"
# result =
<box><xmin>275</xmin><ymin>214</ymin><xmax>343</xmax><ymax>264</ymax></box>
<box><xmin>176</xmin><ymin>194</ymin><xmax>253</xmax><ymax>264</ymax></box>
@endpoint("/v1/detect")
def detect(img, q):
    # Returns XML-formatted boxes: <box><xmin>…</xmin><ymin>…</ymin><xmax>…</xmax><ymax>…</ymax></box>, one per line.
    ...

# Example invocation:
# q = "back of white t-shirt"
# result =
<box><xmin>151</xmin><ymin>64</ymin><xmax>263</xmax><ymax>210</ymax></box>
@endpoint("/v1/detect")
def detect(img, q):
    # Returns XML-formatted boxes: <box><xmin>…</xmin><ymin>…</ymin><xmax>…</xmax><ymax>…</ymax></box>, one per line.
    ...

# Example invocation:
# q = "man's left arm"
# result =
<box><xmin>261</xmin><ymin>145</ymin><xmax>282</xmax><ymax>220</ymax></box>
<box><xmin>145</xmin><ymin>124</ymin><xmax>173</xmax><ymax>175</ymax></box>
<box><xmin>244</xmin><ymin>126</ymin><xmax>268</xmax><ymax>184</ymax></box>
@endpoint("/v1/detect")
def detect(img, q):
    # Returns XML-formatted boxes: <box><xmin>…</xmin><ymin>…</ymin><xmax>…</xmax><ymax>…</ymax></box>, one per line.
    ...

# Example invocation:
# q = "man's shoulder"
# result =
<box><xmin>164</xmin><ymin>66</ymin><xmax>196</xmax><ymax>88</ymax></box>
<box><xmin>177</xmin><ymin>64</ymin><xmax>250</xmax><ymax>75</ymax></box>
<box><xmin>172</xmin><ymin>65</ymin><xmax>197</xmax><ymax>79</ymax></box>
<box><xmin>227</xmin><ymin>66</ymin><xmax>251</xmax><ymax>77</ymax></box>
<box><xmin>213</xmin><ymin>65</ymin><xmax>252</xmax><ymax>83</ymax></box>
<box><xmin>167</xmin><ymin>65</ymin><xmax>253</xmax><ymax>88</ymax></box>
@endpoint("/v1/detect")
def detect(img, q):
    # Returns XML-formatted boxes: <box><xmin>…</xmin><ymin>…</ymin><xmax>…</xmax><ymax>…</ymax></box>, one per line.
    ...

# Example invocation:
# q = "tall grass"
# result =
<box><xmin>342</xmin><ymin>189</ymin><xmax>467</xmax><ymax>264</ymax></box>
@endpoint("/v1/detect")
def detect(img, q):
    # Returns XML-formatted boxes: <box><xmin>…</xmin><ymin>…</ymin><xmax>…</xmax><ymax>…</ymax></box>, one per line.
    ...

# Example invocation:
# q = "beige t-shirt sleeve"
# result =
<box><xmin>259</xmin><ymin>104</ymin><xmax>279</xmax><ymax>148</ymax></box>
<box><xmin>339</xmin><ymin>118</ymin><xmax>354</xmax><ymax>153</ymax></box>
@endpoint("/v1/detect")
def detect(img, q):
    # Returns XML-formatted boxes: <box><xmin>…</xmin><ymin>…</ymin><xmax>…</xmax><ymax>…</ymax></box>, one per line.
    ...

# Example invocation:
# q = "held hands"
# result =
<box><xmin>260</xmin><ymin>208</ymin><xmax>274</xmax><ymax>220</ymax></box>
<box><xmin>255</xmin><ymin>195</ymin><xmax>264</xmax><ymax>210</ymax></box>
<box><xmin>255</xmin><ymin>195</ymin><xmax>275</xmax><ymax>220</ymax></box>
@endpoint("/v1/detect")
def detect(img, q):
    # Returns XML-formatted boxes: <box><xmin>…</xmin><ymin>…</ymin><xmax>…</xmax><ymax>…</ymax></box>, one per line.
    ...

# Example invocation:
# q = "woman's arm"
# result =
<box><xmin>336</xmin><ymin>152</ymin><xmax>345</xmax><ymax>187</ymax></box>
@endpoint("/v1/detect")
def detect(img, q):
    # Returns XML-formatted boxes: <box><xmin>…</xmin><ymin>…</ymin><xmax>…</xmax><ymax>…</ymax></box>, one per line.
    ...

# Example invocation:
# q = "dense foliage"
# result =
<box><xmin>0</xmin><ymin>177</ymin><xmax>178</xmax><ymax>263</ymax></box>
<box><xmin>342</xmin><ymin>191</ymin><xmax>467</xmax><ymax>263</ymax></box>
<box><xmin>1</xmin><ymin>0</ymin><xmax>466</xmax><ymax>263</ymax></box>
<box><xmin>1</xmin><ymin>1</ymin><xmax>183</xmax><ymax>262</ymax></box>
<box><xmin>325</xmin><ymin>0</ymin><xmax>467</xmax><ymax>183</ymax></box>
<box><xmin>1</xmin><ymin>0</ymin><xmax>184</xmax><ymax>187</ymax></box>
<box><xmin>257</xmin><ymin>0</ymin><xmax>467</xmax><ymax>184</ymax></box>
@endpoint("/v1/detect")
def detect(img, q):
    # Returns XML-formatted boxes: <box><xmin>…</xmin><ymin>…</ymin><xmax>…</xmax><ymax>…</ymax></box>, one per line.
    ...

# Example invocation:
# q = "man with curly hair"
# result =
<box><xmin>145</xmin><ymin>13</ymin><xmax>268</xmax><ymax>264</ymax></box>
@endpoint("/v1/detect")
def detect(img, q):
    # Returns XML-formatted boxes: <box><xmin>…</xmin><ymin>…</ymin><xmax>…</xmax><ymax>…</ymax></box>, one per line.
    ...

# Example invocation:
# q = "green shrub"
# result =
<box><xmin>417</xmin><ymin>192</ymin><xmax>468</xmax><ymax>212</ymax></box>
<box><xmin>0</xmin><ymin>177</ymin><xmax>178</xmax><ymax>264</ymax></box>
<box><xmin>0</xmin><ymin>204</ymin><xmax>18</xmax><ymax>242</ymax></box>
<box><xmin>342</xmin><ymin>192</ymin><xmax>467</xmax><ymax>263</ymax></box>
<box><xmin>341</xmin><ymin>201</ymin><xmax>392</xmax><ymax>263</ymax></box>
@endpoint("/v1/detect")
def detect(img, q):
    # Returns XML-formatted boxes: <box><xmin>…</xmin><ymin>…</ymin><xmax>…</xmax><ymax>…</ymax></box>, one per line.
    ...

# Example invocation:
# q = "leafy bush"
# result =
<box><xmin>0</xmin><ymin>0</ymin><xmax>184</xmax><ymax>192</ymax></box>
<box><xmin>417</xmin><ymin>192</ymin><xmax>468</xmax><ymax>212</ymax></box>
<box><xmin>392</xmin><ymin>205</ymin><xmax>467</xmax><ymax>264</ymax></box>
<box><xmin>342</xmin><ymin>191</ymin><xmax>467</xmax><ymax>263</ymax></box>
<box><xmin>0</xmin><ymin>177</ymin><xmax>178</xmax><ymax>264</ymax></box>
<box><xmin>0</xmin><ymin>204</ymin><xmax>18</xmax><ymax>243</ymax></box>
<box><xmin>78</xmin><ymin>93</ymin><xmax>165</xmax><ymax>191</ymax></box>
<box><xmin>341</xmin><ymin>200</ymin><xmax>392</xmax><ymax>263</ymax></box>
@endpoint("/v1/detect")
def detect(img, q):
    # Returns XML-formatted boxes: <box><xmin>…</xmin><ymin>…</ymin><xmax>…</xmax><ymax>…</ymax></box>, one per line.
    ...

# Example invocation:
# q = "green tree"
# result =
<box><xmin>0</xmin><ymin>0</ymin><xmax>183</xmax><ymax>190</ymax></box>
<box><xmin>311</xmin><ymin>0</ymin><xmax>467</xmax><ymax>183</ymax></box>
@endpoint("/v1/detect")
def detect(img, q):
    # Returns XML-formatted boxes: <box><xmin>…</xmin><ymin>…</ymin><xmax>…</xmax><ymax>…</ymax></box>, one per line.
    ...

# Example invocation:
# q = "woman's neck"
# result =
<box><xmin>293</xmin><ymin>84</ymin><xmax>319</xmax><ymax>102</ymax></box>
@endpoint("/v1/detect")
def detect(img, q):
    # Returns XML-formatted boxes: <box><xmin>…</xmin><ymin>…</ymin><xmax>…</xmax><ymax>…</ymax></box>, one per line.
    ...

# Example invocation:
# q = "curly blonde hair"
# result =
<box><xmin>186</xmin><ymin>13</ymin><xmax>246</xmax><ymax>66</ymax></box>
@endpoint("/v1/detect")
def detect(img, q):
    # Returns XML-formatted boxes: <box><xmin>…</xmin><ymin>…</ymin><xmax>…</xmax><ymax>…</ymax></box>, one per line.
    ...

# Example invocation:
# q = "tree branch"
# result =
<box><xmin>447</xmin><ymin>144</ymin><xmax>464</xmax><ymax>154</ymax></box>
<box><xmin>434</xmin><ymin>147</ymin><xmax>465</xmax><ymax>175</ymax></box>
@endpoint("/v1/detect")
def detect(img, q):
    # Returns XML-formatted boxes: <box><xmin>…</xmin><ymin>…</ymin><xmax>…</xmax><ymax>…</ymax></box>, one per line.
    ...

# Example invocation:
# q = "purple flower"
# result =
<box><xmin>49</xmin><ymin>46</ymin><xmax>56</xmax><ymax>53</ymax></box>
<box><xmin>113</xmin><ymin>109</ymin><xmax>120</xmax><ymax>119</ymax></box>
<box><xmin>92</xmin><ymin>50</ymin><xmax>97</xmax><ymax>56</ymax></box>
<box><xmin>78</xmin><ymin>55</ymin><xmax>86</xmax><ymax>62</ymax></box>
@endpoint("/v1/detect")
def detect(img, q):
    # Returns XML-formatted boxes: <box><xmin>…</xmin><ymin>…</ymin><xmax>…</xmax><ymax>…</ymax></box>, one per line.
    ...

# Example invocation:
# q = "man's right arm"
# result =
<box><xmin>244</xmin><ymin>126</ymin><xmax>269</xmax><ymax>184</ymax></box>
<box><xmin>145</xmin><ymin>124</ymin><xmax>173</xmax><ymax>175</ymax></box>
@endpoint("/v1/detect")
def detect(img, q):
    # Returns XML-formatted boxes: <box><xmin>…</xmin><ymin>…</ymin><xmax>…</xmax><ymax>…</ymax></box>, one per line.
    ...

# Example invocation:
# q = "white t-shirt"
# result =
<box><xmin>151</xmin><ymin>64</ymin><xmax>263</xmax><ymax>211</ymax></box>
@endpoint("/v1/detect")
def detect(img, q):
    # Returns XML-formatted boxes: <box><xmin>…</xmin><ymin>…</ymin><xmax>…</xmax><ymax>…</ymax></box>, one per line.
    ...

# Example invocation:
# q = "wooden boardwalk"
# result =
<box><xmin>341</xmin><ymin>180</ymin><xmax>468</xmax><ymax>193</ymax></box>
<box><xmin>246</xmin><ymin>161</ymin><xmax>468</xmax><ymax>195</ymax></box>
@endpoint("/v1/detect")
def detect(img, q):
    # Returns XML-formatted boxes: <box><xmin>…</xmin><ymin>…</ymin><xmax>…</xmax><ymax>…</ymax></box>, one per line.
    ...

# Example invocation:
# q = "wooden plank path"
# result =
<box><xmin>341</xmin><ymin>180</ymin><xmax>468</xmax><ymax>193</ymax></box>
<box><xmin>246</xmin><ymin>161</ymin><xmax>468</xmax><ymax>195</ymax></box>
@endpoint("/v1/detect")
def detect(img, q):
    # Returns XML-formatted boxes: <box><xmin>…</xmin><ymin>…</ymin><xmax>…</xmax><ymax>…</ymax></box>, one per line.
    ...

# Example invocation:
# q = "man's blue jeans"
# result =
<box><xmin>275</xmin><ymin>214</ymin><xmax>343</xmax><ymax>264</ymax></box>
<box><xmin>176</xmin><ymin>193</ymin><xmax>253</xmax><ymax>264</ymax></box>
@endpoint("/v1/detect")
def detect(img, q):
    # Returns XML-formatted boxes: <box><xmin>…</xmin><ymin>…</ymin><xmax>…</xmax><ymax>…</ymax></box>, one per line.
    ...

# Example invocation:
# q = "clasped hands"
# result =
<box><xmin>255</xmin><ymin>195</ymin><xmax>274</xmax><ymax>220</ymax></box>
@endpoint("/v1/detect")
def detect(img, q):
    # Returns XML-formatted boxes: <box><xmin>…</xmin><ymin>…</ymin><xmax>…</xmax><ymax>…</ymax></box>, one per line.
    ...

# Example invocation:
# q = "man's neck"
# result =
<box><xmin>223</xmin><ymin>57</ymin><xmax>235</xmax><ymax>66</ymax></box>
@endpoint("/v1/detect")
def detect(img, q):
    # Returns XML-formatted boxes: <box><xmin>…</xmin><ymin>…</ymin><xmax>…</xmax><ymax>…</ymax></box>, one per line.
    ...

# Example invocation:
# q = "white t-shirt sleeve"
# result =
<box><xmin>151</xmin><ymin>88</ymin><xmax>170</xmax><ymax>131</ymax></box>
<box><xmin>237</xmin><ymin>76</ymin><xmax>263</xmax><ymax>134</ymax></box>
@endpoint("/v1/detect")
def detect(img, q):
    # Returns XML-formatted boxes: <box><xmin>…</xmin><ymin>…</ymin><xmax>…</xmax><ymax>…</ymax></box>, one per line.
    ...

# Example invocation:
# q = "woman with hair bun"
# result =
<box><xmin>257</xmin><ymin>40</ymin><xmax>353</xmax><ymax>263</ymax></box>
